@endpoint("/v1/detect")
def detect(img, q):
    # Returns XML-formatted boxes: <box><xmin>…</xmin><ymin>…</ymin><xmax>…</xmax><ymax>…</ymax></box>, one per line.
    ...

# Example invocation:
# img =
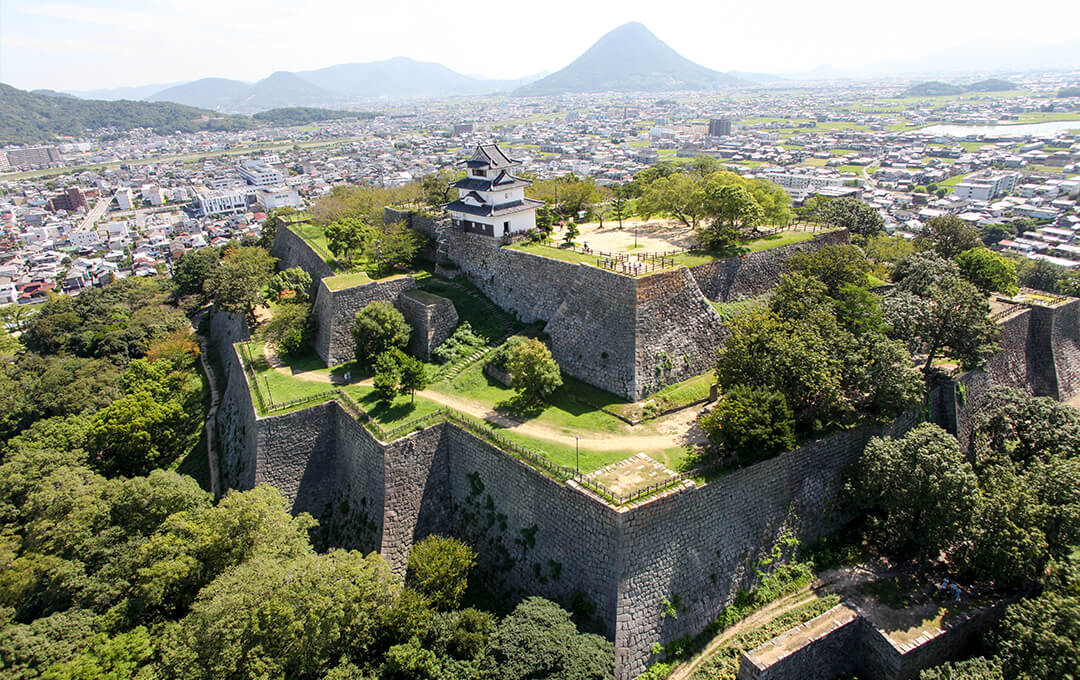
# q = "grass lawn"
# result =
<box><xmin>239</xmin><ymin>342</ymin><xmax>337</xmax><ymax>411</ymax></box>
<box><xmin>432</xmin><ymin>361</ymin><xmax>631</xmax><ymax>435</ymax></box>
<box><xmin>673</xmin><ymin>230</ymin><xmax>822</xmax><ymax>267</ymax></box>
<box><xmin>323</xmin><ymin>271</ymin><xmax>372</xmax><ymax>290</ymax></box>
<box><xmin>505</xmin><ymin>241</ymin><xmax>599</xmax><ymax>266</ymax></box>
<box><xmin>288</xmin><ymin>223</ymin><xmax>335</xmax><ymax>264</ymax></box>
<box><xmin>710</xmin><ymin>297</ymin><xmax>764</xmax><ymax>321</ymax></box>
<box><xmin>940</xmin><ymin>173</ymin><xmax>971</xmax><ymax>188</ymax></box>
<box><xmin>342</xmin><ymin>383</ymin><xmax>446</xmax><ymax>430</ymax></box>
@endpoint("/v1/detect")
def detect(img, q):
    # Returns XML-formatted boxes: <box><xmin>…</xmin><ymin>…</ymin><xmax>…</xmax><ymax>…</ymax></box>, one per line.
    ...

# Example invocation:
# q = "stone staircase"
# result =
<box><xmin>431</xmin><ymin>279</ymin><xmax>520</xmax><ymax>384</ymax></box>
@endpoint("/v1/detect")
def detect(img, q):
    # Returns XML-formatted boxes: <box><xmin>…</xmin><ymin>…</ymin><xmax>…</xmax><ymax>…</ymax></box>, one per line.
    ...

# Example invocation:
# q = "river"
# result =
<box><xmin>914</xmin><ymin>120</ymin><xmax>1080</xmax><ymax>138</ymax></box>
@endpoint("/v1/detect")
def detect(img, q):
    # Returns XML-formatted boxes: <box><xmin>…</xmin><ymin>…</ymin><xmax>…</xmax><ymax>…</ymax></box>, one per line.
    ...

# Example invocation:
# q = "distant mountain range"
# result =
<box><xmin>50</xmin><ymin>23</ymin><xmax>757</xmax><ymax>112</ymax></box>
<box><xmin>516</xmin><ymin>23</ymin><xmax>745</xmax><ymax>95</ymax></box>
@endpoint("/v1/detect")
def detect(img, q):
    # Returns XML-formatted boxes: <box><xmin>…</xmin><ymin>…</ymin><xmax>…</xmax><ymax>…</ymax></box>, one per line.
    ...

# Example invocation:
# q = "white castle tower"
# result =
<box><xmin>444</xmin><ymin>144</ymin><xmax>542</xmax><ymax>237</ymax></box>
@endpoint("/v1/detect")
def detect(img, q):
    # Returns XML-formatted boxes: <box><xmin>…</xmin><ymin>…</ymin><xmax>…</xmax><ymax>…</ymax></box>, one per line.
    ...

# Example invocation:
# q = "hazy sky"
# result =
<box><xmin>2</xmin><ymin>0</ymin><xmax>1079</xmax><ymax>91</ymax></box>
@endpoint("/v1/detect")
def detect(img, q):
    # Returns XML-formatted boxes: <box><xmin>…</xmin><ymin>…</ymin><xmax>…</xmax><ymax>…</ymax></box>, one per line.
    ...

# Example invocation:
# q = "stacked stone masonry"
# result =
<box><xmin>738</xmin><ymin>600</ymin><xmax>1005</xmax><ymax>680</ymax></box>
<box><xmin>396</xmin><ymin>290</ymin><xmax>459</xmax><ymax>361</ymax></box>
<box><xmin>311</xmin><ymin>275</ymin><xmax>419</xmax><ymax>366</ymax></box>
<box><xmin>687</xmin><ymin>229</ymin><xmax>849</xmax><ymax>302</ymax></box>
<box><xmin>270</xmin><ymin>223</ymin><xmax>334</xmax><ymax>293</ymax></box>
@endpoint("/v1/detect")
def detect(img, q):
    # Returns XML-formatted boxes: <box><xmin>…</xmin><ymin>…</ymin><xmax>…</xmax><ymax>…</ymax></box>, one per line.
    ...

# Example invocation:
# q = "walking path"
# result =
<box><xmin>261</xmin><ymin>344</ymin><xmax>705</xmax><ymax>451</ymax></box>
<box><xmin>665</xmin><ymin>566</ymin><xmax>874</xmax><ymax>680</ymax></box>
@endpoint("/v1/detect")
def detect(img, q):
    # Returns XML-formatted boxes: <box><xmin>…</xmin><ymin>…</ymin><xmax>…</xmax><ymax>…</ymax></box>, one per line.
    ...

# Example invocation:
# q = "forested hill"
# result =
<box><xmin>0</xmin><ymin>83</ymin><xmax>255</xmax><ymax>144</ymax></box>
<box><xmin>252</xmin><ymin>107</ymin><xmax>376</xmax><ymax>125</ymax></box>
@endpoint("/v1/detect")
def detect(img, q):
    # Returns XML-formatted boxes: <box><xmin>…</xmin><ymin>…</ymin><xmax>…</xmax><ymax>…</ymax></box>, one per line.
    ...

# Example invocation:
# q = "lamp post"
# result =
<box><xmin>575</xmin><ymin>435</ymin><xmax>580</xmax><ymax>478</ymax></box>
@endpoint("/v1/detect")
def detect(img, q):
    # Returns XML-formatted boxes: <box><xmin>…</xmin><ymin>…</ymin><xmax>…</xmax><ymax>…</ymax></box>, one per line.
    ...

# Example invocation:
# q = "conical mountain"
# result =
<box><xmin>515</xmin><ymin>22</ymin><xmax>743</xmax><ymax>95</ymax></box>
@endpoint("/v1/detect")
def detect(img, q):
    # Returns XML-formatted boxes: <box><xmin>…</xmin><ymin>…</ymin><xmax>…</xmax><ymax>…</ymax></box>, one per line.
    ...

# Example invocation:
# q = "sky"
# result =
<box><xmin>2</xmin><ymin>0</ymin><xmax>1079</xmax><ymax>92</ymax></box>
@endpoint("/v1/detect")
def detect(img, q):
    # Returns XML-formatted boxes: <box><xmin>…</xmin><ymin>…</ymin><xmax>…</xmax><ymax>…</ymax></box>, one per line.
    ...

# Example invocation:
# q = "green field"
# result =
<box><xmin>672</xmin><ymin>230</ymin><xmax>823</xmax><ymax>267</ymax></box>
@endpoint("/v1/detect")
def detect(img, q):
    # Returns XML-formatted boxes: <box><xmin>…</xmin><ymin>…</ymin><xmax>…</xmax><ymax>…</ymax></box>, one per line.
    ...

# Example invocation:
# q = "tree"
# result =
<box><xmin>785</xmin><ymin>244</ymin><xmax>872</xmax><ymax>296</ymax></box>
<box><xmin>993</xmin><ymin>587</ymin><xmax>1080</xmax><ymax>680</ymax></box>
<box><xmin>484</xmin><ymin>597</ymin><xmax>614</xmax><ymax>680</ymax></box>
<box><xmin>956</xmin><ymin>248</ymin><xmax>1018</xmax><ymax>295</ymax></box>
<box><xmin>700</xmin><ymin>182</ymin><xmax>764</xmax><ymax>238</ymax></box>
<box><xmin>370</xmin><ymin>221</ymin><xmax>425</xmax><ymax>275</ymax></box>
<box><xmin>851</xmin><ymin>423</ymin><xmax>979</xmax><ymax>561</ymax></box>
<box><xmin>420</xmin><ymin>168</ymin><xmax>465</xmax><ymax>208</ymax></box>
<box><xmin>398</xmin><ymin>353</ymin><xmax>428</xmax><ymax>404</ymax></box>
<box><xmin>506</xmin><ymin>338</ymin><xmax>563</xmax><ymax>405</ymax></box>
<box><xmin>263</xmin><ymin>302</ymin><xmax>310</xmax><ymax>357</ymax></box>
<box><xmin>204</xmin><ymin>246</ymin><xmax>276</xmax><ymax>322</ymax></box>
<box><xmin>172</xmin><ymin>248</ymin><xmax>220</xmax><ymax>300</ymax></box>
<box><xmin>715</xmin><ymin>307</ymin><xmax>846</xmax><ymax>427</ymax></box>
<box><xmin>353</xmin><ymin>301</ymin><xmax>411</xmax><ymax>364</ymax></box>
<box><xmin>968</xmin><ymin>387</ymin><xmax>1080</xmax><ymax>465</ymax></box>
<box><xmin>919</xmin><ymin>658</ymin><xmax>1004</xmax><ymax>680</ymax></box>
<box><xmin>636</xmin><ymin>173</ymin><xmax>707</xmax><ymax>229</ymax></box>
<box><xmin>924</xmin><ymin>214</ymin><xmax>981</xmax><ymax>258</ymax></box>
<box><xmin>1016</xmin><ymin>257</ymin><xmax>1064</xmax><ymax>293</ymax></box>
<box><xmin>697</xmin><ymin>385</ymin><xmax>795</xmax><ymax>463</ymax></box>
<box><xmin>325</xmin><ymin>216</ymin><xmax>373</xmax><ymax>266</ymax></box>
<box><xmin>373</xmin><ymin>351</ymin><xmax>403</xmax><ymax>403</ymax></box>
<box><xmin>884</xmin><ymin>253</ymin><xmax>998</xmax><ymax>377</ymax></box>
<box><xmin>159</xmin><ymin>550</ymin><xmax>398</xmax><ymax>680</ymax></box>
<box><xmin>563</xmin><ymin>222</ymin><xmax>579</xmax><ymax>245</ymax></box>
<box><xmin>980</xmin><ymin>222</ymin><xmax>1016</xmax><ymax>247</ymax></box>
<box><xmin>818</xmin><ymin>197</ymin><xmax>885</xmax><ymax>238</ymax></box>
<box><xmin>266</xmin><ymin>266</ymin><xmax>312</xmax><ymax>303</ymax></box>
<box><xmin>608</xmin><ymin>196</ymin><xmax>631</xmax><ymax>228</ymax></box>
<box><xmin>88</xmin><ymin>391</ymin><xmax>191</xmax><ymax>477</ymax></box>
<box><xmin>406</xmin><ymin>536</ymin><xmax>476</xmax><ymax>610</ymax></box>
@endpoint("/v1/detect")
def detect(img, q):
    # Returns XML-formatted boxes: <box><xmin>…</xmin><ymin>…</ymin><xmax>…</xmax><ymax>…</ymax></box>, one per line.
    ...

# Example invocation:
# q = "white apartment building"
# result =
<box><xmin>256</xmin><ymin>186</ymin><xmax>302</xmax><ymax>211</ymax></box>
<box><xmin>195</xmin><ymin>188</ymin><xmax>248</xmax><ymax>217</ymax></box>
<box><xmin>765</xmin><ymin>172</ymin><xmax>845</xmax><ymax>200</ymax></box>
<box><xmin>952</xmin><ymin>173</ymin><xmax>1019</xmax><ymax>201</ymax></box>
<box><xmin>238</xmin><ymin>160</ymin><xmax>285</xmax><ymax>187</ymax></box>
<box><xmin>115</xmin><ymin>188</ymin><xmax>134</xmax><ymax>210</ymax></box>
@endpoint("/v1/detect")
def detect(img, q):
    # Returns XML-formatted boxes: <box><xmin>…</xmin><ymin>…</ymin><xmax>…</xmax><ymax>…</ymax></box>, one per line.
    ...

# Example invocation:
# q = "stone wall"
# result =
<box><xmin>444</xmin><ymin>231</ymin><xmax>726</xmax><ymax>399</ymax></box>
<box><xmin>396</xmin><ymin>290</ymin><xmax>459</xmax><ymax>361</ymax></box>
<box><xmin>270</xmin><ymin>223</ymin><xmax>334</xmax><ymax>290</ymax></box>
<box><xmin>688</xmin><ymin>230</ymin><xmax>850</xmax><ymax>302</ymax></box>
<box><xmin>209</xmin><ymin>309</ymin><xmax>256</xmax><ymax>492</ymax></box>
<box><xmin>612</xmin><ymin>413</ymin><xmax>917</xmax><ymax>679</ymax></box>
<box><xmin>310</xmin><ymin>275</ymin><xmax>418</xmax><ymax>366</ymax></box>
<box><xmin>738</xmin><ymin>600</ymin><xmax>1005</xmax><ymax>680</ymax></box>
<box><xmin>1048</xmin><ymin>298</ymin><xmax>1080</xmax><ymax>399</ymax></box>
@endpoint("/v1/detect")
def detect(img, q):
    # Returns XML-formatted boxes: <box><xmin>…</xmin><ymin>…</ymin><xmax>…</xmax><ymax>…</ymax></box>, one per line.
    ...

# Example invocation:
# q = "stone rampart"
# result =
<box><xmin>937</xmin><ymin>299</ymin><xmax>1080</xmax><ymax>449</ymax></box>
<box><xmin>396</xmin><ymin>290</ymin><xmax>458</xmax><ymax>361</ymax></box>
<box><xmin>613</xmin><ymin>412</ymin><xmax>917</xmax><ymax>679</ymax></box>
<box><xmin>738</xmin><ymin>599</ymin><xmax>1004</xmax><ymax>680</ymax></box>
<box><xmin>310</xmin><ymin>275</ymin><xmax>418</xmax><ymax>366</ymax></box>
<box><xmin>270</xmin><ymin>223</ymin><xmax>334</xmax><ymax>290</ymax></box>
<box><xmin>688</xmin><ymin>230</ymin><xmax>850</xmax><ymax>302</ymax></box>
<box><xmin>208</xmin><ymin>310</ymin><xmax>256</xmax><ymax>492</ymax></box>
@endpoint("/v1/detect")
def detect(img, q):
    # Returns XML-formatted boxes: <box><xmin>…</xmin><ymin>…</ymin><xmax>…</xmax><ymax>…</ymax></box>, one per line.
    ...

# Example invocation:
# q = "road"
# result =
<box><xmin>77</xmin><ymin>195</ymin><xmax>111</xmax><ymax>232</ymax></box>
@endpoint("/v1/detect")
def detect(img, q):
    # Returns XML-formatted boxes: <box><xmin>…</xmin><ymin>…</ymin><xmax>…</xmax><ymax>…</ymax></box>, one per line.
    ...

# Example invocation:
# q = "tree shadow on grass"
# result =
<box><xmin>495</xmin><ymin>394</ymin><xmax>545</xmax><ymax>420</ymax></box>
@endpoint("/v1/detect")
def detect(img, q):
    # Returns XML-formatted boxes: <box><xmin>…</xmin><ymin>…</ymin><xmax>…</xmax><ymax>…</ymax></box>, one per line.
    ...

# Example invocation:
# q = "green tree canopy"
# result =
<box><xmin>923</xmin><ymin>214</ymin><xmax>982</xmax><ymax>258</ymax></box>
<box><xmin>697</xmin><ymin>384</ymin><xmax>795</xmax><ymax>463</ymax></box>
<box><xmin>204</xmin><ymin>246</ymin><xmax>276</xmax><ymax>322</ymax></box>
<box><xmin>406</xmin><ymin>535</ymin><xmax>477</xmax><ymax>611</ymax></box>
<box><xmin>353</xmin><ymin>301</ymin><xmax>411</xmax><ymax>365</ymax></box>
<box><xmin>172</xmin><ymin>248</ymin><xmax>221</xmax><ymax>300</ymax></box>
<box><xmin>818</xmin><ymin>197</ymin><xmax>885</xmax><ymax>238</ymax></box>
<box><xmin>956</xmin><ymin>248</ymin><xmax>1018</xmax><ymax>296</ymax></box>
<box><xmin>325</xmin><ymin>216</ymin><xmax>375</xmax><ymax>266</ymax></box>
<box><xmin>266</xmin><ymin>266</ymin><xmax>313</xmax><ymax>303</ymax></box>
<box><xmin>505</xmin><ymin>338</ymin><xmax>563</xmax><ymax>406</ymax></box>
<box><xmin>852</xmin><ymin>423</ymin><xmax>979</xmax><ymax>561</ymax></box>
<box><xmin>786</xmin><ymin>244</ymin><xmax>872</xmax><ymax>295</ymax></box>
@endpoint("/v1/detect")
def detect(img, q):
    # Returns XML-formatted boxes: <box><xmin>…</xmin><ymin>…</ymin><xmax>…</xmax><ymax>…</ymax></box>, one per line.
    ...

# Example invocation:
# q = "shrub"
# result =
<box><xmin>432</xmin><ymin>322</ymin><xmax>486</xmax><ymax>365</ymax></box>
<box><xmin>406</xmin><ymin>536</ymin><xmax>477</xmax><ymax>611</ymax></box>
<box><xmin>697</xmin><ymin>385</ymin><xmax>795</xmax><ymax>463</ymax></box>
<box><xmin>264</xmin><ymin>302</ymin><xmax>311</xmax><ymax>357</ymax></box>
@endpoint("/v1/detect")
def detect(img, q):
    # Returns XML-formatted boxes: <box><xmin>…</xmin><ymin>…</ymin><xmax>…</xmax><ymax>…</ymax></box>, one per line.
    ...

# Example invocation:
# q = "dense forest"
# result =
<box><xmin>0</xmin><ymin>261</ymin><xmax>611</xmax><ymax>680</ymax></box>
<box><xmin>0</xmin><ymin>84</ymin><xmax>255</xmax><ymax>145</ymax></box>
